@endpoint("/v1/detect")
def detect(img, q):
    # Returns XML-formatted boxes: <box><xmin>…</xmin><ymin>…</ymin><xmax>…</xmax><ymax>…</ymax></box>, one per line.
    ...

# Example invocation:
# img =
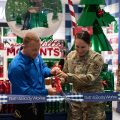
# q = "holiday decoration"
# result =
<box><xmin>91</xmin><ymin>24</ymin><xmax>112</xmax><ymax>52</ymax></box>
<box><xmin>0</xmin><ymin>80</ymin><xmax>11</xmax><ymax>94</ymax></box>
<box><xmin>52</xmin><ymin>76</ymin><xmax>62</xmax><ymax>93</ymax></box>
<box><xmin>77</xmin><ymin>0</ymin><xmax>116</xmax><ymax>52</ymax></box>
<box><xmin>17</xmin><ymin>36</ymin><xmax>23</xmax><ymax>44</ymax></box>
<box><xmin>114</xmin><ymin>20</ymin><xmax>119</xmax><ymax>33</ymax></box>
<box><xmin>0</xmin><ymin>80</ymin><xmax>14</xmax><ymax>113</ymax></box>
<box><xmin>67</xmin><ymin>0</ymin><xmax>77</xmax><ymax>51</ymax></box>
<box><xmin>68</xmin><ymin>0</ymin><xmax>77</xmax><ymax>29</ymax></box>
<box><xmin>5</xmin><ymin>0</ymin><xmax>63</xmax><ymax>38</ymax></box>
<box><xmin>52</xmin><ymin>11</ymin><xmax>58</xmax><ymax>20</ymax></box>
<box><xmin>100</xmin><ymin>64</ymin><xmax>114</xmax><ymax>91</ymax></box>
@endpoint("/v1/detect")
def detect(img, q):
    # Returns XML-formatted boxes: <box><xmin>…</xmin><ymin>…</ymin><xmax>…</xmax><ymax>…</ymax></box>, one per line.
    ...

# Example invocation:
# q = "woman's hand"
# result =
<box><xmin>57</xmin><ymin>71</ymin><xmax>68</xmax><ymax>79</ymax></box>
<box><xmin>59</xmin><ymin>77</ymin><xmax>66</xmax><ymax>84</ymax></box>
<box><xmin>50</xmin><ymin>67</ymin><xmax>61</xmax><ymax>75</ymax></box>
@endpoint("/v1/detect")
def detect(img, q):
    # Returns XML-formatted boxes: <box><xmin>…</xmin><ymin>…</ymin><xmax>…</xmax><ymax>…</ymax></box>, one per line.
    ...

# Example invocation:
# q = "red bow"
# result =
<box><xmin>51</xmin><ymin>65</ymin><xmax>62</xmax><ymax>93</ymax></box>
<box><xmin>97</xmin><ymin>9</ymin><xmax>104</xmax><ymax>16</ymax></box>
<box><xmin>52</xmin><ymin>76</ymin><xmax>62</xmax><ymax>93</ymax></box>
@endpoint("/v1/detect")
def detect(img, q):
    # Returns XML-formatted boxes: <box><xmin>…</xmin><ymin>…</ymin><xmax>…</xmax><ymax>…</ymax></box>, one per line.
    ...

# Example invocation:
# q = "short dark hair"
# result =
<box><xmin>75</xmin><ymin>31</ymin><xmax>91</xmax><ymax>45</ymax></box>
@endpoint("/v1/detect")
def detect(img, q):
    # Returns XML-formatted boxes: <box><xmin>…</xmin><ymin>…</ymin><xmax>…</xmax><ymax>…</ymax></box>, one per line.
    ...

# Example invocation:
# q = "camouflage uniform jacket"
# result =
<box><xmin>63</xmin><ymin>49</ymin><xmax>104</xmax><ymax>93</ymax></box>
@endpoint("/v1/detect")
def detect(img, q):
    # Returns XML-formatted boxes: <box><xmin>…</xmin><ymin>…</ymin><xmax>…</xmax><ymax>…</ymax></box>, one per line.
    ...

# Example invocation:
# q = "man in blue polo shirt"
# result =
<box><xmin>8</xmin><ymin>32</ymin><xmax>60</xmax><ymax>120</ymax></box>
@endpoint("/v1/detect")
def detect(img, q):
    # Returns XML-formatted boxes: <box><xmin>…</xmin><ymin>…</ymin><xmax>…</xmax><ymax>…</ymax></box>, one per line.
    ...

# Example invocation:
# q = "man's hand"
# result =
<box><xmin>50</xmin><ymin>67</ymin><xmax>61</xmax><ymax>75</ymax></box>
<box><xmin>47</xmin><ymin>87</ymin><xmax>57</xmax><ymax>95</ymax></box>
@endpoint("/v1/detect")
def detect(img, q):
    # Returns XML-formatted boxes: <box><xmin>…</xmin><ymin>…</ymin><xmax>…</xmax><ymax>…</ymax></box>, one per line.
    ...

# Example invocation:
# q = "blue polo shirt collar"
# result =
<box><xmin>18</xmin><ymin>50</ymin><xmax>35</xmax><ymax>64</ymax></box>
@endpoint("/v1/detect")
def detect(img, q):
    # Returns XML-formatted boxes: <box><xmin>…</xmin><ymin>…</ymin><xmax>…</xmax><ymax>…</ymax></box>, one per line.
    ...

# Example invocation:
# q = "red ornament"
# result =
<box><xmin>97</xmin><ymin>9</ymin><xmax>104</xmax><ymax>16</ymax></box>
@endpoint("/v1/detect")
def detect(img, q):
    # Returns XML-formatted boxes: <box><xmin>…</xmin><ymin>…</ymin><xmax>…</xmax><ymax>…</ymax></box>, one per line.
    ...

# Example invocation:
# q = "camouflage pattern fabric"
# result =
<box><xmin>63</xmin><ymin>49</ymin><xmax>105</xmax><ymax>120</ymax></box>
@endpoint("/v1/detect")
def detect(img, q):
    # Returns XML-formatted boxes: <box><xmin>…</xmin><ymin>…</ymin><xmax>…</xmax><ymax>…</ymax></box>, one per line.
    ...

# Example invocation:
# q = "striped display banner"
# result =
<box><xmin>0</xmin><ymin>92</ymin><xmax>120</xmax><ymax>104</ymax></box>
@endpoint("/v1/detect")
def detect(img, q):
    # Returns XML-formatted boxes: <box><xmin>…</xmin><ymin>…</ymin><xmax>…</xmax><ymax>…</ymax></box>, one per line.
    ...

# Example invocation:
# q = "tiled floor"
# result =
<box><xmin>112</xmin><ymin>101</ymin><xmax>120</xmax><ymax>120</ymax></box>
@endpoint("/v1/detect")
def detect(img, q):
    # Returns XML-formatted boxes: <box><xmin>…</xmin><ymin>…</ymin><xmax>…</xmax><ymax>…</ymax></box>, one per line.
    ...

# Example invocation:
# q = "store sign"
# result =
<box><xmin>7</xmin><ymin>47</ymin><xmax>19</xmax><ymax>57</ymax></box>
<box><xmin>4</xmin><ymin>38</ymin><xmax>65</xmax><ymax>59</ymax></box>
<box><xmin>40</xmin><ymin>39</ymin><xmax>64</xmax><ymax>59</ymax></box>
<box><xmin>2</xmin><ymin>37</ymin><xmax>20</xmax><ymax>58</ymax></box>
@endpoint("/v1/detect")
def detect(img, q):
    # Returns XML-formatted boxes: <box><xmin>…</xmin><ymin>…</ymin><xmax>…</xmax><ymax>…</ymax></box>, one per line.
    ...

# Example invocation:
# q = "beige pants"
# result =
<box><xmin>67</xmin><ymin>102</ymin><xmax>106</xmax><ymax>120</ymax></box>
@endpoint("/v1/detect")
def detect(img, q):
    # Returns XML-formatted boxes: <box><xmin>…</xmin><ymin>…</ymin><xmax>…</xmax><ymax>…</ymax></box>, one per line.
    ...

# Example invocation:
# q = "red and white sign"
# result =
<box><xmin>4</xmin><ymin>38</ymin><xmax>65</xmax><ymax>59</ymax></box>
<box><xmin>40</xmin><ymin>39</ymin><xmax>64</xmax><ymax>59</ymax></box>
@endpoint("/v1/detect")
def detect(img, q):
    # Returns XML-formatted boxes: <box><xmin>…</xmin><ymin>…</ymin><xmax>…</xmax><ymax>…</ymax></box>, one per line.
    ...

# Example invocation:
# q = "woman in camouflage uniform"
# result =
<box><xmin>59</xmin><ymin>31</ymin><xmax>106</xmax><ymax>120</ymax></box>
